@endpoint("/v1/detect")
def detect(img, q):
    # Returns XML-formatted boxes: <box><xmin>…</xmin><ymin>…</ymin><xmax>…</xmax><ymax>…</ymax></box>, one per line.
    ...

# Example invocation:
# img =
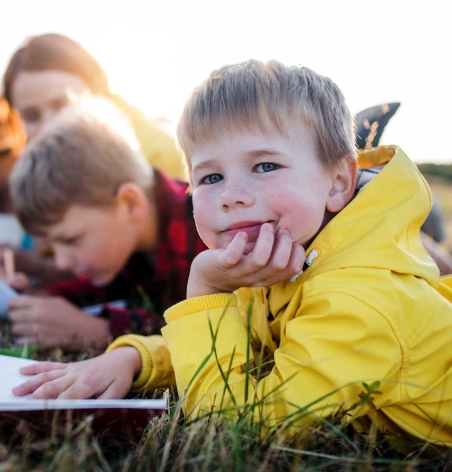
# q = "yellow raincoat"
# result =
<box><xmin>109</xmin><ymin>146</ymin><xmax>452</xmax><ymax>451</ymax></box>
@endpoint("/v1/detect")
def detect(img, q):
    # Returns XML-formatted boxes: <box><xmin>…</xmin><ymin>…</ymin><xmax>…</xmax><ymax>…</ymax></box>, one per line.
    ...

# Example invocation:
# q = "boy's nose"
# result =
<box><xmin>54</xmin><ymin>251</ymin><xmax>75</xmax><ymax>271</ymax></box>
<box><xmin>41</xmin><ymin>109</ymin><xmax>57</xmax><ymax>130</ymax></box>
<box><xmin>219</xmin><ymin>183</ymin><xmax>255</xmax><ymax>210</ymax></box>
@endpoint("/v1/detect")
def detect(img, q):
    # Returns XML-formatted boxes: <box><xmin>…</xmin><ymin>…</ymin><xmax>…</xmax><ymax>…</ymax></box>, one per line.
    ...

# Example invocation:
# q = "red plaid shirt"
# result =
<box><xmin>47</xmin><ymin>171</ymin><xmax>206</xmax><ymax>338</ymax></box>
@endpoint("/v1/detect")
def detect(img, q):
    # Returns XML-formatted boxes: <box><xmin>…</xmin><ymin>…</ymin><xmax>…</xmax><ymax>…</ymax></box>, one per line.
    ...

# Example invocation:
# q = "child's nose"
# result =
<box><xmin>220</xmin><ymin>182</ymin><xmax>255</xmax><ymax>210</ymax></box>
<box><xmin>41</xmin><ymin>109</ymin><xmax>57</xmax><ymax>130</ymax></box>
<box><xmin>54</xmin><ymin>251</ymin><xmax>75</xmax><ymax>271</ymax></box>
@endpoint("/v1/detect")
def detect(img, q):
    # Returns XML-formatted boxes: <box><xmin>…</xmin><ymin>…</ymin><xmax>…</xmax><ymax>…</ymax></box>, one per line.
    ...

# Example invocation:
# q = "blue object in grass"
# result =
<box><xmin>0</xmin><ymin>280</ymin><xmax>17</xmax><ymax>319</ymax></box>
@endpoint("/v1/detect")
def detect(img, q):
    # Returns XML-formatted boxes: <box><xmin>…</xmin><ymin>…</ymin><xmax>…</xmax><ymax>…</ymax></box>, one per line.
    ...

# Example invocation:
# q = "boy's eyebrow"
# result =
<box><xmin>244</xmin><ymin>149</ymin><xmax>285</xmax><ymax>159</ymax></box>
<box><xmin>192</xmin><ymin>159</ymin><xmax>217</xmax><ymax>173</ymax></box>
<box><xmin>192</xmin><ymin>149</ymin><xmax>285</xmax><ymax>173</ymax></box>
<box><xmin>49</xmin><ymin>231</ymin><xmax>82</xmax><ymax>242</ymax></box>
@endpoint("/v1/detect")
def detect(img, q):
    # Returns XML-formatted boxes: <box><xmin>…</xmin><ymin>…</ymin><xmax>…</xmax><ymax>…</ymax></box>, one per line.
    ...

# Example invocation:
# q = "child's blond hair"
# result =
<box><xmin>10</xmin><ymin>98</ymin><xmax>153</xmax><ymax>235</ymax></box>
<box><xmin>177</xmin><ymin>59</ymin><xmax>357</xmax><ymax>170</ymax></box>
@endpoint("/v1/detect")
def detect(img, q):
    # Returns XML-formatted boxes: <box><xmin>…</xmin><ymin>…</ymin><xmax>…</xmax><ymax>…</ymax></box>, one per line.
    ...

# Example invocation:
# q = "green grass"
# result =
<box><xmin>1</xmin><ymin>314</ymin><xmax>452</xmax><ymax>470</ymax></box>
<box><xmin>1</xmin><ymin>399</ymin><xmax>451</xmax><ymax>471</ymax></box>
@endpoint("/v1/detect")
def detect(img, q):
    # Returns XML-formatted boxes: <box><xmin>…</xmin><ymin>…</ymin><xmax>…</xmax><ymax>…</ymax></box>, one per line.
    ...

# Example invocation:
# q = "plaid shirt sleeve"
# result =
<box><xmin>104</xmin><ymin>307</ymin><xmax>167</xmax><ymax>338</ymax></box>
<box><xmin>46</xmin><ymin>276</ymin><xmax>109</xmax><ymax>306</ymax></box>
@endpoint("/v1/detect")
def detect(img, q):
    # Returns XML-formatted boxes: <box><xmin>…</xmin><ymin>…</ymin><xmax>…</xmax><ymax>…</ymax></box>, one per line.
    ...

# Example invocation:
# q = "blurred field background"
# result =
<box><xmin>418</xmin><ymin>165</ymin><xmax>452</xmax><ymax>252</ymax></box>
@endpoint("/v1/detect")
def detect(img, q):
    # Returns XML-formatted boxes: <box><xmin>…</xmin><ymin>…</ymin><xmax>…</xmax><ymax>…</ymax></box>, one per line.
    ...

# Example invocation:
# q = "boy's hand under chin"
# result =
<box><xmin>8</xmin><ymin>296</ymin><xmax>110</xmax><ymax>350</ymax></box>
<box><xmin>187</xmin><ymin>223</ymin><xmax>305</xmax><ymax>298</ymax></box>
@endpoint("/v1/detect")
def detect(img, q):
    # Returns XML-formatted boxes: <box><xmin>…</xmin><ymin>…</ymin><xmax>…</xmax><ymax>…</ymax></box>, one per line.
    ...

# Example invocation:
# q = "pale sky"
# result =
<box><xmin>2</xmin><ymin>0</ymin><xmax>451</xmax><ymax>163</ymax></box>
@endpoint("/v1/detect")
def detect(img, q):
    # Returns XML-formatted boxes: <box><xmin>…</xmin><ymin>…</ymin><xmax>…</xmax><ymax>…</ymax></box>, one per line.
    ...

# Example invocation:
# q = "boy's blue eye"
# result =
<box><xmin>201</xmin><ymin>173</ymin><xmax>223</xmax><ymax>184</ymax></box>
<box><xmin>255</xmin><ymin>163</ymin><xmax>278</xmax><ymax>173</ymax></box>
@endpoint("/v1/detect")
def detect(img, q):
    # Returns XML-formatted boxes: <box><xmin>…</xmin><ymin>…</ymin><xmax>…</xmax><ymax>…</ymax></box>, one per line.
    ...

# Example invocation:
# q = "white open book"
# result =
<box><xmin>0</xmin><ymin>354</ymin><xmax>166</xmax><ymax>412</ymax></box>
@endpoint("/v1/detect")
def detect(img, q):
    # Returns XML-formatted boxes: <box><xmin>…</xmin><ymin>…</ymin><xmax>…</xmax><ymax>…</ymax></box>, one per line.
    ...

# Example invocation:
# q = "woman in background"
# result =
<box><xmin>2</xmin><ymin>33</ymin><xmax>185</xmax><ymax>179</ymax></box>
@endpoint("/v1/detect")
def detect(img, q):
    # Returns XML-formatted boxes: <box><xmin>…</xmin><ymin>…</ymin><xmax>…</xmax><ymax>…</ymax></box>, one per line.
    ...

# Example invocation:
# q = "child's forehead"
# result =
<box><xmin>187</xmin><ymin>117</ymin><xmax>314</xmax><ymax>161</ymax></box>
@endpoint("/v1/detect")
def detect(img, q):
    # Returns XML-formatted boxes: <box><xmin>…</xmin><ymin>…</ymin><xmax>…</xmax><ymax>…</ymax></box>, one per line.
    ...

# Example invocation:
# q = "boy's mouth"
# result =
<box><xmin>221</xmin><ymin>221</ymin><xmax>273</xmax><ymax>241</ymax></box>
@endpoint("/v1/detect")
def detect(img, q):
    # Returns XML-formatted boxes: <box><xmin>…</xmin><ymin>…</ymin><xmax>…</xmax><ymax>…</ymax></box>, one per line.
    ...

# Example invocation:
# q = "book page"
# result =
<box><xmin>0</xmin><ymin>354</ymin><xmax>167</xmax><ymax>410</ymax></box>
<box><xmin>0</xmin><ymin>354</ymin><xmax>37</xmax><ymax>401</ymax></box>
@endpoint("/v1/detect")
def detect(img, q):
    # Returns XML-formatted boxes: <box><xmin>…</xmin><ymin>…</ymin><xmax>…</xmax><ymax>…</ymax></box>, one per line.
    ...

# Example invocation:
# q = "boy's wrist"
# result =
<box><xmin>187</xmin><ymin>278</ymin><xmax>232</xmax><ymax>299</ymax></box>
<box><xmin>113</xmin><ymin>346</ymin><xmax>142</xmax><ymax>378</ymax></box>
<box><xmin>106</xmin><ymin>336</ymin><xmax>151</xmax><ymax>389</ymax></box>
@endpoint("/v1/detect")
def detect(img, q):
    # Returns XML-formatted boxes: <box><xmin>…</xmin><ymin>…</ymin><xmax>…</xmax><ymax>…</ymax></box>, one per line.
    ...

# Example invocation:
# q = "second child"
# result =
<box><xmin>7</xmin><ymin>102</ymin><xmax>205</xmax><ymax>349</ymax></box>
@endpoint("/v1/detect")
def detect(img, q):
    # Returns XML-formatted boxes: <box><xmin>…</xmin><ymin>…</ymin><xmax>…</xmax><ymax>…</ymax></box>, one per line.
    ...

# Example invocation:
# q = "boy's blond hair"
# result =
<box><xmin>10</xmin><ymin>99</ymin><xmax>153</xmax><ymax>235</ymax></box>
<box><xmin>177</xmin><ymin>59</ymin><xmax>357</xmax><ymax>170</ymax></box>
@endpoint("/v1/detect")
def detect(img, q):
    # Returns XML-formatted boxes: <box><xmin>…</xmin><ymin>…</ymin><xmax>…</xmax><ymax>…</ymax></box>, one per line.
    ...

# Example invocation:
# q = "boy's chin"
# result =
<box><xmin>87</xmin><ymin>272</ymin><xmax>115</xmax><ymax>288</ymax></box>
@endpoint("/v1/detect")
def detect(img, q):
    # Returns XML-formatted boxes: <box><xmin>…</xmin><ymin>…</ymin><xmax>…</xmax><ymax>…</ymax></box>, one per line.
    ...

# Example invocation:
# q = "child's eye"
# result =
<box><xmin>201</xmin><ymin>173</ymin><xmax>223</xmax><ymax>185</ymax></box>
<box><xmin>21</xmin><ymin>108</ymin><xmax>40</xmax><ymax>124</ymax></box>
<box><xmin>255</xmin><ymin>163</ymin><xmax>279</xmax><ymax>173</ymax></box>
<box><xmin>63</xmin><ymin>236</ymin><xmax>80</xmax><ymax>245</ymax></box>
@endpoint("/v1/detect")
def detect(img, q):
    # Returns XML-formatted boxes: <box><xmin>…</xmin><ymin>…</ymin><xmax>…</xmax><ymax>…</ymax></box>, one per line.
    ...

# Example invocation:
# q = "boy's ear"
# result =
<box><xmin>326</xmin><ymin>158</ymin><xmax>358</xmax><ymax>213</ymax></box>
<box><xmin>115</xmin><ymin>183</ymin><xmax>148</xmax><ymax>222</ymax></box>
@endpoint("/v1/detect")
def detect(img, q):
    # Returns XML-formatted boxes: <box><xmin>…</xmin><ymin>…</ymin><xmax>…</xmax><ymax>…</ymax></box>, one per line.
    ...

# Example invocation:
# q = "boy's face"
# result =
<box><xmin>44</xmin><ymin>204</ymin><xmax>137</xmax><ymax>287</ymax></box>
<box><xmin>190</xmin><ymin>120</ymin><xmax>352</xmax><ymax>254</ymax></box>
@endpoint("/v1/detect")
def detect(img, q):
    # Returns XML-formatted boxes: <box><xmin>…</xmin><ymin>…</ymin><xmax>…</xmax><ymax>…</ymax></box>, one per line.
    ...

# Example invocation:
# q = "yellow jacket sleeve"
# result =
<box><xmin>162</xmin><ymin>292</ymin><xmax>403</xmax><ymax>432</ymax></box>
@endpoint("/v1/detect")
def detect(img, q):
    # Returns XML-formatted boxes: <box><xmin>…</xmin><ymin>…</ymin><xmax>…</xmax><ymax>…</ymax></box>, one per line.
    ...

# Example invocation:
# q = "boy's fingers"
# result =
<box><xmin>286</xmin><ymin>243</ymin><xmax>306</xmax><ymax>275</ymax></box>
<box><xmin>13</xmin><ymin>369</ymin><xmax>66</xmax><ymax>397</ymax></box>
<box><xmin>8</xmin><ymin>295</ymin><xmax>36</xmax><ymax>309</ymax></box>
<box><xmin>96</xmin><ymin>383</ymin><xmax>119</xmax><ymax>400</ymax></box>
<box><xmin>267</xmin><ymin>229</ymin><xmax>293</xmax><ymax>271</ymax></box>
<box><xmin>28</xmin><ymin>375</ymin><xmax>74</xmax><ymax>400</ymax></box>
<box><xmin>19</xmin><ymin>361</ymin><xmax>66</xmax><ymax>375</ymax></box>
<box><xmin>10</xmin><ymin>273</ymin><xmax>30</xmax><ymax>291</ymax></box>
<box><xmin>57</xmin><ymin>382</ymin><xmax>96</xmax><ymax>400</ymax></box>
<box><xmin>8</xmin><ymin>308</ymin><xmax>32</xmax><ymax>323</ymax></box>
<box><xmin>261</xmin><ymin>243</ymin><xmax>306</xmax><ymax>286</ymax></box>
<box><xmin>244</xmin><ymin>223</ymin><xmax>275</xmax><ymax>269</ymax></box>
<box><xmin>220</xmin><ymin>232</ymin><xmax>247</xmax><ymax>267</ymax></box>
<box><xmin>10</xmin><ymin>322</ymin><xmax>33</xmax><ymax>337</ymax></box>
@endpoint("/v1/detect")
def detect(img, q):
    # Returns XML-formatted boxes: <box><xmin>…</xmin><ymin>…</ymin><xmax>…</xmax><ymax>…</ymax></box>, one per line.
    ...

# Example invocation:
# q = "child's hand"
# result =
<box><xmin>8</xmin><ymin>272</ymin><xmax>30</xmax><ymax>292</ymax></box>
<box><xmin>187</xmin><ymin>223</ymin><xmax>305</xmax><ymax>298</ymax></box>
<box><xmin>12</xmin><ymin>347</ymin><xmax>141</xmax><ymax>400</ymax></box>
<box><xmin>8</xmin><ymin>296</ymin><xmax>110</xmax><ymax>350</ymax></box>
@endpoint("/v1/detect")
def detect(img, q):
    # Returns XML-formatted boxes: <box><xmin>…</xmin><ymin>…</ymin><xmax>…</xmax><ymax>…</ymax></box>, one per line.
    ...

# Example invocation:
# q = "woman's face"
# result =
<box><xmin>11</xmin><ymin>70</ymin><xmax>89</xmax><ymax>141</ymax></box>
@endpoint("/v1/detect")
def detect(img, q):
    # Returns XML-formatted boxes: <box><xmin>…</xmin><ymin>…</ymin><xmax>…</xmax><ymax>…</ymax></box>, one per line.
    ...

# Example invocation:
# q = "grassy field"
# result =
<box><xmin>1</xmin><ymin>375</ymin><xmax>452</xmax><ymax>471</ymax></box>
<box><xmin>423</xmin><ymin>175</ymin><xmax>452</xmax><ymax>252</ymax></box>
<box><xmin>1</xmin><ymin>331</ymin><xmax>452</xmax><ymax>470</ymax></box>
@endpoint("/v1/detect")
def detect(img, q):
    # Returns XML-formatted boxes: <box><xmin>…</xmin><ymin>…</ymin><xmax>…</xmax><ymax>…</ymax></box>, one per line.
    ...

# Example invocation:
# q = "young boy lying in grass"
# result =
<box><xmin>14</xmin><ymin>61</ymin><xmax>452</xmax><ymax>453</ymax></box>
<box><xmin>6</xmin><ymin>101</ymin><xmax>205</xmax><ymax>350</ymax></box>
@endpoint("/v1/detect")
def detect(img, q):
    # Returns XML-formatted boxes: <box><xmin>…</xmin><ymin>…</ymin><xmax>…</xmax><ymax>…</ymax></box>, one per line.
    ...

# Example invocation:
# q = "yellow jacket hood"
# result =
<box><xmin>305</xmin><ymin>145</ymin><xmax>438</xmax><ymax>287</ymax></box>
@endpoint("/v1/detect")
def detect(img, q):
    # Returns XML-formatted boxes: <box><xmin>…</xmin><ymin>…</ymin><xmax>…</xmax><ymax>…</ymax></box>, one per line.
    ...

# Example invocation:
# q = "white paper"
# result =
<box><xmin>0</xmin><ymin>354</ymin><xmax>167</xmax><ymax>411</ymax></box>
<box><xmin>0</xmin><ymin>354</ymin><xmax>37</xmax><ymax>400</ymax></box>
<box><xmin>0</xmin><ymin>280</ymin><xmax>17</xmax><ymax>319</ymax></box>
